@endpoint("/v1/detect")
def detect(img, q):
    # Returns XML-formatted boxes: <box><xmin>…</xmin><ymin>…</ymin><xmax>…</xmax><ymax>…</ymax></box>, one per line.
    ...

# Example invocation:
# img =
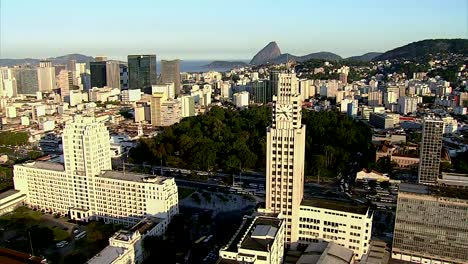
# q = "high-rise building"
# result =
<box><xmin>160</xmin><ymin>99</ymin><xmax>181</xmax><ymax>127</ymax></box>
<box><xmin>180</xmin><ymin>95</ymin><xmax>195</xmax><ymax>117</ymax></box>
<box><xmin>398</xmin><ymin>96</ymin><xmax>419</xmax><ymax>114</ymax></box>
<box><xmin>106</xmin><ymin>61</ymin><xmax>121</xmax><ymax>89</ymax></box>
<box><xmin>0</xmin><ymin>67</ymin><xmax>17</xmax><ymax>98</ymax></box>
<box><xmin>13</xmin><ymin>115</ymin><xmax>178</xmax><ymax>227</ymax></box>
<box><xmin>250</xmin><ymin>80</ymin><xmax>273</xmax><ymax>104</ymax></box>
<box><xmin>368</xmin><ymin>91</ymin><xmax>382</xmax><ymax>106</ymax></box>
<box><xmin>14</xmin><ymin>67</ymin><xmax>38</xmax><ymax>95</ymax></box>
<box><xmin>418</xmin><ymin>117</ymin><xmax>443</xmax><ymax>185</ymax></box>
<box><xmin>56</xmin><ymin>70</ymin><xmax>73</xmax><ymax>100</ymax></box>
<box><xmin>119</xmin><ymin>64</ymin><xmax>128</xmax><ymax>89</ymax></box>
<box><xmin>392</xmin><ymin>183</ymin><xmax>468</xmax><ymax>263</ymax></box>
<box><xmin>37</xmin><ymin>60</ymin><xmax>55</xmax><ymax>92</ymax></box>
<box><xmin>233</xmin><ymin>91</ymin><xmax>249</xmax><ymax>108</ymax></box>
<box><xmin>150</xmin><ymin>92</ymin><xmax>167</xmax><ymax>127</ymax></box>
<box><xmin>160</xmin><ymin>60</ymin><xmax>181</xmax><ymax>96</ymax></box>
<box><xmin>90</xmin><ymin>59</ymin><xmax>107</xmax><ymax>88</ymax></box>
<box><xmin>67</xmin><ymin>59</ymin><xmax>76</xmax><ymax>71</ymax></box>
<box><xmin>128</xmin><ymin>55</ymin><xmax>157</xmax><ymax>91</ymax></box>
<box><xmin>265</xmin><ymin>72</ymin><xmax>306</xmax><ymax>247</ymax></box>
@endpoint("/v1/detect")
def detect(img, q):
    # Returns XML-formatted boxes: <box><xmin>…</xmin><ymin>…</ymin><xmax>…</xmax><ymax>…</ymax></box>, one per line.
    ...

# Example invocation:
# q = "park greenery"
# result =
<box><xmin>0</xmin><ymin>131</ymin><xmax>29</xmax><ymax>146</ymax></box>
<box><xmin>129</xmin><ymin>106</ymin><xmax>373</xmax><ymax>179</ymax></box>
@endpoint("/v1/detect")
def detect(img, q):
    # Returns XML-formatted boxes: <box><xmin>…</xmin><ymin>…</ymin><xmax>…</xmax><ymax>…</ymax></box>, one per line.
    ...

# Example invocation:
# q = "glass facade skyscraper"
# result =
<box><xmin>128</xmin><ymin>55</ymin><xmax>157</xmax><ymax>91</ymax></box>
<box><xmin>90</xmin><ymin>61</ymin><xmax>107</xmax><ymax>88</ymax></box>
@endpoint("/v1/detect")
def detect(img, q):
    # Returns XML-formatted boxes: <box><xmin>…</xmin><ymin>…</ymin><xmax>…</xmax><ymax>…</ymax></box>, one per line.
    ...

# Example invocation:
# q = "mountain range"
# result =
<box><xmin>0</xmin><ymin>54</ymin><xmax>95</xmax><ymax>67</ymax></box>
<box><xmin>1</xmin><ymin>39</ymin><xmax>467</xmax><ymax>68</ymax></box>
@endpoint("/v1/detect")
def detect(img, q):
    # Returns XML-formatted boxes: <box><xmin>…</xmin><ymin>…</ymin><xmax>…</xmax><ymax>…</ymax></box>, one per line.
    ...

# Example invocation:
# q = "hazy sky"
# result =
<box><xmin>1</xmin><ymin>0</ymin><xmax>467</xmax><ymax>60</ymax></box>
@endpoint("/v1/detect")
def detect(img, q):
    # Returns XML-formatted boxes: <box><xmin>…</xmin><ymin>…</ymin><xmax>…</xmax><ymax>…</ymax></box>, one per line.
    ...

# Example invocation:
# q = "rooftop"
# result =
<box><xmin>286</xmin><ymin>241</ymin><xmax>354</xmax><ymax>264</ymax></box>
<box><xmin>19</xmin><ymin>161</ymin><xmax>65</xmax><ymax>172</ymax></box>
<box><xmin>0</xmin><ymin>189</ymin><xmax>20</xmax><ymax>200</ymax></box>
<box><xmin>301</xmin><ymin>198</ymin><xmax>369</xmax><ymax>215</ymax></box>
<box><xmin>99</xmin><ymin>170</ymin><xmax>168</xmax><ymax>184</ymax></box>
<box><xmin>240</xmin><ymin>217</ymin><xmax>282</xmax><ymax>252</ymax></box>
<box><xmin>399</xmin><ymin>183</ymin><xmax>468</xmax><ymax>200</ymax></box>
<box><xmin>86</xmin><ymin>246</ymin><xmax>126</xmax><ymax>264</ymax></box>
<box><xmin>129</xmin><ymin>217</ymin><xmax>163</xmax><ymax>235</ymax></box>
<box><xmin>0</xmin><ymin>247</ymin><xmax>44</xmax><ymax>264</ymax></box>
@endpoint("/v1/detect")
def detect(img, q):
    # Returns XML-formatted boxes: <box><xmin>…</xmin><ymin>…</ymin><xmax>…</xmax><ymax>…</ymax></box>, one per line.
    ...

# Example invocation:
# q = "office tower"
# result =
<box><xmin>218</xmin><ymin>215</ymin><xmax>285</xmax><ymax>264</ymax></box>
<box><xmin>106</xmin><ymin>61</ymin><xmax>121</xmax><ymax>89</ymax></box>
<box><xmin>14</xmin><ymin>67</ymin><xmax>39</xmax><ymax>94</ymax></box>
<box><xmin>0</xmin><ymin>67</ymin><xmax>17</xmax><ymax>98</ymax></box>
<box><xmin>398</xmin><ymin>96</ymin><xmax>419</xmax><ymax>114</ymax></box>
<box><xmin>180</xmin><ymin>95</ymin><xmax>195</xmax><ymax>117</ymax></box>
<box><xmin>418</xmin><ymin>117</ymin><xmax>443</xmax><ymax>185</ymax></box>
<box><xmin>160</xmin><ymin>59</ymin><xmax>181</xmax><ymax>96</ymax></box>
<box><xmin>13</xmin><ymin>115</ymin><xmax>179</xmax><ymax>227</ymax></box>
<box><xmin>95</xmin><ymin>56</ymin><xmax>107</xmax><ymax>62</ymax></box>
<box><xmin>250</xmin><ymin>80</ymin><xmax>272</xmax><ymax>104</ymax></box>
<box><xmin>265</xmin><ymin>72</ymin><xmax>305</xmax><ymax>247</ymax></box>
<box><xmin>392</xmin><ymin>184</ymin><xmax>468</xmax><ymax>263</ymax></box>
<box><xmin>119</xmin><ymin>64</ymin><xmax>128</xmax><ymax>89</ymax></box>
<box><xmin>368</xmin><ymin>91</ymin><xmax>382</xmax><ymax>106</ymax></box>
<box><xmin>90</xmin><ymin>59</ymin><xmax>107</xmax><ymax>88</ymax></box>
<box><xmin>67</xmin><ymin>59</ymin><xmax>76</xmax><ymax>72</ymax></box>
<box><xmin>37</xmin><ymin>60</ymin><xmax>55</xmax><ymax>92</ymax></box>
<box><xmin>150</xmin><ymin>92</ymin><xmax>167</xmax><ymax>127</ymax></box>
<box><xmin>128</xmin><ymin>55</ymin><xmax>157</xmax><ymax>91</ymax></box>
<box><xmin>57</xmin><ymin>70</ymin><xmax>73</xmax><ymax>100</ymax></box>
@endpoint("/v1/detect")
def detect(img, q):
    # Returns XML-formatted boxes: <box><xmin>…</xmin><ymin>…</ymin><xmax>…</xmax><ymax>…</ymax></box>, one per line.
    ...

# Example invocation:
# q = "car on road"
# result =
<box><xmin>56</xmin><ymin>241</ymin><xmax>68</xmax><ymax>248</ymax></box>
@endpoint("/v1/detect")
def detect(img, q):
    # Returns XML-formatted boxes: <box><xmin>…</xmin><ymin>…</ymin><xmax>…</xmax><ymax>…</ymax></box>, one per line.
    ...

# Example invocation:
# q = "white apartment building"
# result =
<box><xmin>152</xmin><ymin>83</ymin><xmax>175</xmax><ymax>99</ymax></box>
<box><xmin>121</xmin><ymin>89</ymin><xmax>142</xmax><ymax>102</ymax></box>
<box><xmin>218</xmin><ymin>215</ymin><xmax>285</xmax><ymax>264</ymax></box>
<box><xmin>298</xmin><ymin>198</ymin><xmax>373</xmax><ymax>259</ymax></box>
<box><xmin>265</xmin><ymin>72</ymin><xmax>305</xmax><ymax>247</ymax></box>
<box><xmin>13</xmin><ymin>115</ymin><xmax>179</xmax><ymax>228</ymax></box>
<box><xmin>160</xmin><ymin>99</ymin><xmax>181</xmax><ymax>127</ymax></box>
<box><xmin>398</xmin><ymin>96</ymin><xmax>419</xmax><ymax>114</ymax></box>
<box><xmin>37</xmin><ymin>61</ymin><xmax>55</xmax><ymax>92</ymax></box>
<box><xmin>180</xmin><ymin>95</ymin><xmax>195</xmax><ymax>117</ymax></box>
<box><xmin>233</xmin><ymin>91</ymin><xmax>249</xmax><ymax>108</ymax></box>
<box><xmin>442</xmin><ymin>116</ymin><xmax>458</xmax><ymax>134</ymax></box>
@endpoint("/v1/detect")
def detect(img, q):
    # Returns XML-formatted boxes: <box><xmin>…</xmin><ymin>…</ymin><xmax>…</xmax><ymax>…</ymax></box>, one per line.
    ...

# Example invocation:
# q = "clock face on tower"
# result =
<box><xmin>276</xmin><ymin>104</ymin><xmax>293</xmax><ymax>121</ymax></box>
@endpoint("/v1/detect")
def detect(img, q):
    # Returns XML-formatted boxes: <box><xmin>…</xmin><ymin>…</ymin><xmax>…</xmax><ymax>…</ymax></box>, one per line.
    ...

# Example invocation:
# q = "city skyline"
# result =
<box><xmin>1</xmin><ymin>0</ymin><xmax>467</xmax><ymax>60</ymax></box>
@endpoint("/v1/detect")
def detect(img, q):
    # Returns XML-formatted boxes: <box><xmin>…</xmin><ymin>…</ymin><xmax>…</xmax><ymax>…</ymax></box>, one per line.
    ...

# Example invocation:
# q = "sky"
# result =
<box><xmin>1</xmin><ymin>0</ymin><xmax>467</xmax><ymax>61</ymax></box>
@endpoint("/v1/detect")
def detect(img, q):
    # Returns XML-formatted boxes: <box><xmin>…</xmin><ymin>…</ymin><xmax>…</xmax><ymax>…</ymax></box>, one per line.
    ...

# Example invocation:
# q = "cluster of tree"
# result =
<box><xmin>302</xmin><ymin>110</ymin><xmax>373</xmax><ymax>178</ymax></box>
<box><xmin>0</xmin><ymin>131</ymin><xmax>28</xmax><ymax>146</ymax></box>
<box><xmin>130</xmin><ymin>106</ymin><xmax>373</xmax><ymax>179</ymax></box>
<box><xmin>130</xmin><ymin>106</ymin><xmax>271</xmax><ymax>172</ymax></box>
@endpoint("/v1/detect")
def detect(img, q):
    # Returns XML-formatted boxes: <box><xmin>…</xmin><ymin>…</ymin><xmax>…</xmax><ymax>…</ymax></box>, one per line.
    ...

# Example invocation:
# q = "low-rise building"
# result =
<box><xmin>298</xmin><ymin>198</ymin><xmax>373</xmax><ymax>260</ymax></box>
<box><xmin>218</xmin><ymin>215</ymin><xmax>285</xmax><ymax>264</ymax></box>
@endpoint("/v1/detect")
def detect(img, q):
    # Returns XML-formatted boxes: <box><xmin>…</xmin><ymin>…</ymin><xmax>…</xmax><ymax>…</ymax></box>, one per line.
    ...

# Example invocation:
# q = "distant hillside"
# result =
<box><xmin>345</xmin><ymin>52</ymin><xmax>382</xmax><ymax>62</ymax></box>
<box><xmin>203</xmin><ymin>61</ymin><xmax>248</xmax><ymax>68</ymax></box>
<box><xmin>250</xmin><ymin>41</ymin><xmax>282</xmax><ymax>65</ymax></box>
<box><xmin>250</xmin><ymin>41</ymin><xmax>342</xmax><ymax>65</ymax></box>
<box><xmin>373</xmin><ymin>39</ymin><xmax>468</xmax><ymax>61</ymax></box>
<box><xmin>0</xmin><ymin>53</ymin><xmax>95</xmax><ymax>67</ymax></box>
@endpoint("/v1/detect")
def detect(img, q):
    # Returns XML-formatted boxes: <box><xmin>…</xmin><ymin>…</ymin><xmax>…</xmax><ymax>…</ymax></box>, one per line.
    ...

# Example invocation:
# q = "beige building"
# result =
<box><xmin>160</xmin><ymin>60</ymin><xmax>181</xmax><ymax>96</ymax></box>
<box><xmin>298</xmin><ymin>198</ymin><xmax>373</xmax><ymax>259</ymax></box>
<box><xmin>218</xmin><ymin>215</ymin><xmax>285</xmax><ymax>264</ymax></box>
<box><xmin>160</xmin><ymin>99</ymin><xmax>181</xmax><ymax>127</ymax></box>
<box><xmin>37</xmin><ymin>60</ymin><xmax>55</xmax><ymax>92</ymax></box>
<box><xmin>13</xmin><ymin>115</ymin><xmax>179</xmax><ymax>227</ymax></box>
<box><xmin>392</xmin><ymin>183</ymin><xmax>468</xmax><ymax>263</ymax></box>
<box><xmin>265</xmin><ymin>72</ymin><xmax>305</xmax><ymax>247</ymax></box>
<box><xmin>150</xmin><ymin>92</ymin><xmax>167</xmax><ymax>127</ymax></box>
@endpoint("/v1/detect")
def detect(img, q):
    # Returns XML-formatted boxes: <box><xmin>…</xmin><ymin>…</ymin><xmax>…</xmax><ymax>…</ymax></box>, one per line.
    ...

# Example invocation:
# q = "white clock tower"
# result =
<box><xmin>266</xmin><ymin>71</ymin><xmax>306</xmax><ymax>247</ymax></box>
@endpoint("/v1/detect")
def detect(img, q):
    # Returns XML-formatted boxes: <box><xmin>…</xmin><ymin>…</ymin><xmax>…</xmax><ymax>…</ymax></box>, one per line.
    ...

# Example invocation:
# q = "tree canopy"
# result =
<box><xmin>129</xmin><ymin>106</ymin><xmax>373</xmax><ymax>178</ymax></box>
